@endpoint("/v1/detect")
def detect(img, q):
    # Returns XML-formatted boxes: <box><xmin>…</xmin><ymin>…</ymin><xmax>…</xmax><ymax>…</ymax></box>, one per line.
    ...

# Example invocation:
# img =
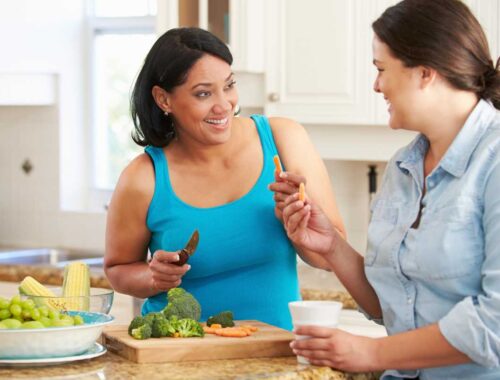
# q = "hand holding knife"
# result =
<box><xmin>175</xmin><ymin>229</ymin><xmax>199</xmax><ymax>266</ymax></box>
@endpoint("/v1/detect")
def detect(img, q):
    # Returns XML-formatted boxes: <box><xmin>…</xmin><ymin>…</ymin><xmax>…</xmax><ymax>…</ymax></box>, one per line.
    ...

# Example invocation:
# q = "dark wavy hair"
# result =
<box><xmin>373</xmin><ymin>0</ymin><xmax>500</xmax><ymax>109</ymax></box>
<box><xmin>131</xmin><ymin>27</ymin><xmax>233</xmax><ymax>147</ymax></box>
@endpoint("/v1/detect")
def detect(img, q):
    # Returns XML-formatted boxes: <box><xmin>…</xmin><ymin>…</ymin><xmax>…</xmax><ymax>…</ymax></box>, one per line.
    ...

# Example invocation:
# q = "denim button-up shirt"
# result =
<box><xmin>365</xmin><ymin>100</ymin><xmax>500</xmax><ymax>380</ymax></box>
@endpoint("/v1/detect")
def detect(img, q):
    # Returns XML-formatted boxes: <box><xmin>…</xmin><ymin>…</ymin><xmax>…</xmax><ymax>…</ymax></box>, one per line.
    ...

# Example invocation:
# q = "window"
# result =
<box><xmin>89</xmin><ymin>0</ymin><xmax>157</xmax><ymax>190</ymax></box>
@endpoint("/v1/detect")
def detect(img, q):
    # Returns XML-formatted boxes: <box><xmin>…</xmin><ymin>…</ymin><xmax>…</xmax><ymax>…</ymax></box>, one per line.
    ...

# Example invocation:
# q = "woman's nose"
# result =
<box><xmin>213</xmin><ymin>94</ymin><xmax>233</xmax><ymax>113</ymax></box>
<box><xmin>373</xmin><ymin>77</ymin><xmax>381</xmax><ymax>93</ymax></box>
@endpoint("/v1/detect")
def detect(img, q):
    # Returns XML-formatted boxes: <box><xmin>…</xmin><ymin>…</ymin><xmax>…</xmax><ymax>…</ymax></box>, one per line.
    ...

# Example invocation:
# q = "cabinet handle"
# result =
<box><xmin>268</xmin><ymin>93</ymin><xmax>280</xmax><ymax>102</ymax></box>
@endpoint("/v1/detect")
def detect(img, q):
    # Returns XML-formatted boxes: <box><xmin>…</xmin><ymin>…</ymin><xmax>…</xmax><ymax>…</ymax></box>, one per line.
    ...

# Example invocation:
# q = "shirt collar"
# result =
<box><xmin>396</xmin><ymin>99</ymin><xmax>497</xmax><ymax>177</ymax></box>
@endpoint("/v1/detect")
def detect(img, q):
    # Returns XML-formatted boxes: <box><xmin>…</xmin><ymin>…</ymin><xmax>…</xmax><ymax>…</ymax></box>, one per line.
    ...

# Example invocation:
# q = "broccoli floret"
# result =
<box><xmin>176</xmin><ymin>318</ymin><xmax>205</xmax><ymax>338</ymax></box>
<box><xmin>206</xmin><ymin>310</ymin><xmax>234</xmax><ymax>327</ymax></box>
<box><xmin>144</xmin><ymin>312</ymin><xmax>164</xmax><ymax>326</ymax></box>
<box><xmin>128</xmin><ymin>316</ymin><xmax>147</xmax><ymax>335</ymax></box>
<box><xmin>152</xmin><ymin>316</ymin><xmax>176</xmax><ymax>338</ymax></box>
<box><xmin>131</xmin><ymin>323</ymin><xmax>152</xmax><ymax>340</ymax></box>
<box><xmin>162</xmin><ymin>288</ymin><xmax>201</xmax><ymax>321</ymax></box>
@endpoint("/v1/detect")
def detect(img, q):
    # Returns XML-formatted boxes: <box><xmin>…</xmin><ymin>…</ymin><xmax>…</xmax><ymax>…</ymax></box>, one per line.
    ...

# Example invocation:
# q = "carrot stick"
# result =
<box><xmin>273</xmin><ymin>155</ymin><xmax>283</xmax><ymax>174</ymax></box>
<box><xmin>299</xmin><ymin>182</ymin><xmax>305</xmax><ymax>201</ymax></box>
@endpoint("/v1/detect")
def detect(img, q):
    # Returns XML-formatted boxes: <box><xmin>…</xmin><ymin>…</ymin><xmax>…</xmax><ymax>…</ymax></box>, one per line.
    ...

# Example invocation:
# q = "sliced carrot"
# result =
<box><xmin>299</xmin><ymin>182</ymin><xmax>305</xmax><ymax>201</ymax></box>
<box><xmin>273</xmin><ymin>155</ymin><xmax>283</xmax><ymax>174</ymax></box>
<box><xmin>214</xmin><ymin>327</ymin><xmax>249</xmax><ymax>338</ymax></box>
<box><xmin>240</xmin><ymin>324</ymin><xmax>258</xmax><ymax>332</ymax></box>
<box><xmin>203</xmin><ymin>326</ymin><xmax>217</xmax><ymax>334</ymax></box>
<box><xmin>209</xmin><ymin>323</ymin><xmax>222</xmax><ymax>329</ymax></box>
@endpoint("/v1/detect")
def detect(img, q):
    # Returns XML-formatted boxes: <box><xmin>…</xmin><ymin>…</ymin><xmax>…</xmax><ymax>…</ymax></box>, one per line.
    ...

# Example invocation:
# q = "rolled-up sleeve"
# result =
<box><xmin>439</xmin><ymin>158</ymin><xmax>500</xmax><ymax>368</ymax></box>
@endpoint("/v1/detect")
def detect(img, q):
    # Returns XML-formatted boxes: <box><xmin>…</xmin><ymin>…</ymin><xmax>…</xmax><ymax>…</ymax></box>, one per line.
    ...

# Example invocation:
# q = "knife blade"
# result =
<box><xmin>175</xmin><ymin>229</ymin><xmax>199</xmax><ymax>266</ymax></box>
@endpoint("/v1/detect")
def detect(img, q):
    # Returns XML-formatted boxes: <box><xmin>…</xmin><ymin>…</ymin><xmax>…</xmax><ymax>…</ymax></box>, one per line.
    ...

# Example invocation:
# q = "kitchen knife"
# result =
<box><xmin>175</xmin><ymin>229</ymin><xmax>199</xmax><ymax>266</ymax></box>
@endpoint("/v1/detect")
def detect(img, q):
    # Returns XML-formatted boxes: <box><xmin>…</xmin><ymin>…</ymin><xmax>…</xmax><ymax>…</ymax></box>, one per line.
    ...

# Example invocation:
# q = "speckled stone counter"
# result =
<box><xmin>0</xmin><ymin>351</ymin><xmax>379</xmax><ymax>380</ymax></box>
<box><xmin>0</xmin><ymin>264</ymin><xmax>110</xmax><ymax>288</ymax></box>
<box><xmin>0</xmin><ymin>265</ymin><xmax>357</xmax><ymax>310</ymax></box>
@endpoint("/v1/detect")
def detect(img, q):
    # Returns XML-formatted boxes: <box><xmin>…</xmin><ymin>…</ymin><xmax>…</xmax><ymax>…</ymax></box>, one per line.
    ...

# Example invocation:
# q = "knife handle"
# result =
<box><xmin>174</xmin><ymin>250</ymin><xmax>189</xmax><ymax>266</ymax></box>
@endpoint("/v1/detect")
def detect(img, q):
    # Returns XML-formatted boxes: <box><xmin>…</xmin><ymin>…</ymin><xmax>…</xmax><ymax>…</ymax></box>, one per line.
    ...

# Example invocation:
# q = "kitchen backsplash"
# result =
<box><xmin>0</xmin><ymin>105</ymin><xmax>386</xmax><ymax>290</ymax></box>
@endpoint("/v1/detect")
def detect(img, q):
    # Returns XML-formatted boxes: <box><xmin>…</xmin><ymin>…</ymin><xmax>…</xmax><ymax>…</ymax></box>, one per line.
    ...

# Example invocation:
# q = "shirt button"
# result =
<box><xmin>407</xmin><ymin>298</ymin><xmax>412</xmax><ymax>304</ymax></box>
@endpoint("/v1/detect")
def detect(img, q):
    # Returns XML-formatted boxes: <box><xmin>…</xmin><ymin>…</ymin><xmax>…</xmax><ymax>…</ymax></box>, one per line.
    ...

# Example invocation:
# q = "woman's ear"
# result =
<box><xmin>419</xmin><ymin>66</ymin><xmax>438</xmax><ymax>89</ymax></box>
<box><xmin>152</xmin><ymin>85</ymin><xmax>171</xmax><ymax>113</ymax></box>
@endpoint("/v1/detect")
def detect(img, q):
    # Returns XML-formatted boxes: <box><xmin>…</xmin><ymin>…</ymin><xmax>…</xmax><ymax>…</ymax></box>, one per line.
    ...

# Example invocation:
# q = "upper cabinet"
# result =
<box><xmin>262</xmin><ymin>0</ymin><xmax>500</xmax><ymax>126</ymax></box>
<box><xmin>263</xmin><ymin>0</ymin><xmax>391</xmax><ymax>125</ymax></box>
<box><xmin>156</xmin><ymin>0</ymin><xmax>264</xmax><ymax>72</ymax></box>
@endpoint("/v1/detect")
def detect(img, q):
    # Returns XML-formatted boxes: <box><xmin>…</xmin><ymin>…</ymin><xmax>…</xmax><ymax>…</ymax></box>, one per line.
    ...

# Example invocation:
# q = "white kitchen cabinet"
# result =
<box><xmin>0</xmin><ymin>73</ymin><xmax>57</xmax><ymax>106</ymax></box>
<box><xmin>156</xmin><ymin>0</ymin><xmax>264</xmax><ymax>72</ymax></box>
<box><xmin>264</xmin><ymin>0</ymin><xmax>384</xmax><ymax>125</ymax></box>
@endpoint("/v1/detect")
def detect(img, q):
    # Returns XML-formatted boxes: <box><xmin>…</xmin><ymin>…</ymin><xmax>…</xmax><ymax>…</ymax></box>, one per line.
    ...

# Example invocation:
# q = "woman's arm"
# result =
<box><xmin>292</xmin><ymin>323</ymin><xmax>469</xmax><ymax>372</ymax></box>
<box><xmin>269</xmin><ymin>117</ymin><xmax>346</xmax><ymax>239</ymax></box>
<box><xmin>104</xmin><ymin>153</ymin><xmax>188</xmax><ymax>298</ymax></box>
<box><xmin>269</xmin><ymin>117</ymin><xmax>380</xmax><ymax>317</ymax></box>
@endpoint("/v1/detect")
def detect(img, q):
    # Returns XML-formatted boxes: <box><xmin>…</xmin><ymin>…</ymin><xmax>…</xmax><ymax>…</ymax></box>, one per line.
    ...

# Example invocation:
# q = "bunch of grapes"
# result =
<box><xmin>0</xmin><ymin>295</ymin><xmax>84</xmax><ymax>329</ymax></box>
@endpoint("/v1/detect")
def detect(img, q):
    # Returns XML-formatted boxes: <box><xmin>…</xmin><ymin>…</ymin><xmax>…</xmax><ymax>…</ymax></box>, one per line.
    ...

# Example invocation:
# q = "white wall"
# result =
<box><xmin>0</xmin><ymin>0</ymin><xmax>103</xmax><ymax>251</ymax></box>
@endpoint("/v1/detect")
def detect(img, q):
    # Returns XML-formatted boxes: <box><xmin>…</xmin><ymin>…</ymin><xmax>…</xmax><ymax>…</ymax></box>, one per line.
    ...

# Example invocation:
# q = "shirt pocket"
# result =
<box><xmin>365</xmin><ymin>199</ymin><xmax>399</xmax><ymax>266</ymax></box>
<box><xmin>416</xmin><ymin>198</ymin><xmax>483</xmax><ymax>280</ymax></box>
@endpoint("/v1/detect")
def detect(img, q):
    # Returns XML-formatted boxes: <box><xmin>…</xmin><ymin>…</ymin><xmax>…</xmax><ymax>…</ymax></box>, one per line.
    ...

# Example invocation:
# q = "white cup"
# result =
<box><xmin>288</xmin><ymin>300</ymin><xmax>343</xmax><ymax>364</ymax></box>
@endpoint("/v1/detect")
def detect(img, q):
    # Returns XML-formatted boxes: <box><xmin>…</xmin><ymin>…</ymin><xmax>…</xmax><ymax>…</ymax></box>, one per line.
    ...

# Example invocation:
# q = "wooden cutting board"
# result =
<box><xmin>102</xmin><ymin>320</ymin><xmax>295</xmax><ymax>363</ymax></box>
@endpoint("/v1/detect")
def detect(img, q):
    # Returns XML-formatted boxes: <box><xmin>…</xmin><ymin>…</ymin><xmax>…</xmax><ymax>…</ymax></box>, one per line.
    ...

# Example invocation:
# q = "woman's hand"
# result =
<box><xmin>281</xmin><ymin>185</ymin><xmax>339</xmax><ymax>266</ymax></box>
<box><xmin>269</xmin><ymin>171</ymin><xmax>305</xmax><ymax>222</ymax></box>
<box><xmin>291</xmin><ymin>326</ymin><xmax>378</xmax><ymax>372</ymax></box>
<box><xmin>148</xmin><ymin>250</ymin><xmax>191</xmax><ymax>292</ymax></box>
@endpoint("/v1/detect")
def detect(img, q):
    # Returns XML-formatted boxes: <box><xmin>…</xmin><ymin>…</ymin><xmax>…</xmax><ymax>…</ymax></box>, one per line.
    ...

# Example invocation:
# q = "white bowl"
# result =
<box><xmin>0</xmin><ymin>311</ymin><xmax>114</xmax><ymax>359</ymax></box>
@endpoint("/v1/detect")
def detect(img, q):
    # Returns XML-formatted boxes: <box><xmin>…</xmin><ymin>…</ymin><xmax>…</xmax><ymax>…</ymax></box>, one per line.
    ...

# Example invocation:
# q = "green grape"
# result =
<box><xmin>21</xmin><ymin>321</ymin><xmax>45</xmax><ymax>329</ymax></box>
<box><xmin>0</xmin><ymin>297</ymin><xmax>9</xmax><ymax>309</ymax></box>
<box><xmin>37</xmin><ymin>306</ymin><xmax>49</xmax><ymax>318</ymax></box>
<box><xmin>51</xmin><ymin>318</ymin><xmax>73</xmax><ymax>327</ymax></box>
<box><xmin>0</xmin><ymin>322</ymin><xmax>7</xmax><ymax>329</ymax></box>
<box><xmin>30</xmin><ymin>308</ymin><xmax>41</xmax><ymax>321</ymax></box>
<box><xmin>73</xmin><ymin>315</ymin><xmax>84</xmax><ymax>325</ymax></box>
<box><xmin>10</xmin><ymin>295</ymin><xmax>21</xmax><ymax>305</ymax></box>
<box><xmin>21</xmin><ymin>299</ymin><xmax>35</xmax><ymax>310</ymax></box>
<box><xmin>9</xmin><ymin>304</ymin><xmax>22</xmax><ymax>317</ymax></box>
<box><xmin>21</xmin><ymin>309</ymin><xmax>32</xmax><ymax>320</ymax></box>
<box><xmin>2</xmin><ymin>318</ymin><xmax>22</xmax><ymax>328</ymax></box>
<box><xmin>13</xmin><ymin>315</ymin><xmax>24</xmax><ymax>323</ymax></box>
<box><xmin>0</xmin><ymin>309</ymin><xmax>11</xmax><ymax>320</ymax></box>
<box><xmin>39</xmin><ymin>316</ymin><xmax>51</xmax><ymax>327</ymax></box>
<box><xmin>48</xmin><ymin>309</ymin><xmax>60</xmax><ymax>320</ymax></box>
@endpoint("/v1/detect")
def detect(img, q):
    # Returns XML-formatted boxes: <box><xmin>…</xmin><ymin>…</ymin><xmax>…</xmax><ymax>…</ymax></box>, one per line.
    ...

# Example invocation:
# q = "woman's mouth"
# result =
<box><xmin>205</xmin><ymin>117</ymin><xmax>229</xmax><ymax>130</ymax></box>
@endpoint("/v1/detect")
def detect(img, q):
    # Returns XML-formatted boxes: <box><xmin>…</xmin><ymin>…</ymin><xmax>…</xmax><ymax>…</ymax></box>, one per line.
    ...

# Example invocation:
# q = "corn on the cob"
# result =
<box><xmin>62</xmin><ymin>262</ymin><xmax>90</xmax><ymax>311</ymax></box>
<box><xmin>18</xmin><ymin>276</ymin><xmax>66</xmax><ymax>310</ymax></box>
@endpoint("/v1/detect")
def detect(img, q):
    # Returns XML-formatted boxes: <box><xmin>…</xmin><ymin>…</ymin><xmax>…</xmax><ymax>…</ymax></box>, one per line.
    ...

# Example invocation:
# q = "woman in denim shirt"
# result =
<box><xmin>270</xmin><ymin>0</ymin><xmax>500</xmax><ymax>378</ymax></box>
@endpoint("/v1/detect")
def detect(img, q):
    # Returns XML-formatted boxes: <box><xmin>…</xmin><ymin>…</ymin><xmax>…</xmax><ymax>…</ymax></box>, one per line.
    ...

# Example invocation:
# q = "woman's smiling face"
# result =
<box><xmin>165</xmin><ymin>54</ymin><xmax>239</xmax><ymax>145</ymax></box>
<box><xmin>372</xmin><ymin>35</ymin><xmax>423</xmax><ymax>131</ymax></box>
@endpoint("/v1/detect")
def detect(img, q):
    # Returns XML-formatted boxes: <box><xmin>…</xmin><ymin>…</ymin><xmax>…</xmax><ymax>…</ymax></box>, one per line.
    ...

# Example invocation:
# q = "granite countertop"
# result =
<box><xmin>0</xmin><ymin>351</ymin><xmax>378</xmax><ymax>380</ymax></box>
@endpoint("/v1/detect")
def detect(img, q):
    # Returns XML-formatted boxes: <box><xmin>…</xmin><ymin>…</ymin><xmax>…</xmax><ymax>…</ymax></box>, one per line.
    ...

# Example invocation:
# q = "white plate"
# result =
<box><xmin>0</xmin><ymin>342</ymin><xmax>106</xmax><ymax>367</ymax></box>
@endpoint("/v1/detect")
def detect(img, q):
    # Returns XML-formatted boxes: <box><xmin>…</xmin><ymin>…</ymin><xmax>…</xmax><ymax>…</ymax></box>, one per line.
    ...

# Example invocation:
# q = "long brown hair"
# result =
<box><xmin>373</xmin><ymin>0</ymin><xmax>500</xmax><ymax>109</ymax></box>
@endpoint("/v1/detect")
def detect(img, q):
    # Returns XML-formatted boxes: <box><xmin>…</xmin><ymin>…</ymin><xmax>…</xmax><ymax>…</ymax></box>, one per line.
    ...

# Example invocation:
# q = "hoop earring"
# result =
<box><xmin>234</xmin><ymin>104</ymin><xmax>241</xmax><ymax>116</ymax></box>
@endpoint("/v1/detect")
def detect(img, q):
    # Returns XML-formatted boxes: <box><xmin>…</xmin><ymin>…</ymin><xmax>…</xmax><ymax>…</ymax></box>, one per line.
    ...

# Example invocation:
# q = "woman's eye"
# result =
<box><xmin>225</xmin><ymin>80</ymin><xmax>237</xmax><ymax>90</ymax></box>
<box><xmin>195</xmin><ymin>91</ymin><xmax>210</xmax><ymax>98</ymax></box>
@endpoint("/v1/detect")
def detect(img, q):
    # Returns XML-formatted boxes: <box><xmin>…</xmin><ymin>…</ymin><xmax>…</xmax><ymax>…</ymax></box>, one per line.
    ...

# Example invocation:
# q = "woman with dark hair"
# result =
<box><xmin>272</xmin><ymin>0</ymin><xmax>500</xmax><ymax>377</ymax></box>
<box><xmin>104</xmin><ymin>27</ymin><xmax>345</xmax><ymax>330</ymax></box>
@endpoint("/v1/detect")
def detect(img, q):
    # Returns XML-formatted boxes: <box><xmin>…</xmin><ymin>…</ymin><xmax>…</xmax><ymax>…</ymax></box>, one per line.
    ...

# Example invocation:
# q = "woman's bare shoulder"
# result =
<box><xmin>115</xmin><ymin>152</ymin><xmax>155</xmax><ymax>199</ymax></box>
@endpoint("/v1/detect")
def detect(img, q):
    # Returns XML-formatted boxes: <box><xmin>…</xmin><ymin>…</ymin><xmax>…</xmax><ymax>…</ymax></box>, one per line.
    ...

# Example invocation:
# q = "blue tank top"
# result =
<box><xmin>142</xmin><ymin>115</ymin><xmax>300</xmax><ymax>330</ymax></box>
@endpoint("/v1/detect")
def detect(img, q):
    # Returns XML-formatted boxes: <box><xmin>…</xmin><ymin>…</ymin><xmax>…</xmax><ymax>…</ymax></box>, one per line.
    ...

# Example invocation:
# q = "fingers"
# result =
<box><xmin>282</xmin><ymin>194</ymin><xmax>310</xmax><ymax>235</ymax></box>
<box><xmin>279</xmin><ymin>171</ymin><xmax>306</xmax><ymax>186</ymax></box>
<box><xmin>149</xmin><ymin>250</ymin><xmax>190</xmax><ymax>291</ymax></box>
<box><xmin>294</xmin><ymin>325</ymin><xmax>335</xmax><ymax>339</ymax></box>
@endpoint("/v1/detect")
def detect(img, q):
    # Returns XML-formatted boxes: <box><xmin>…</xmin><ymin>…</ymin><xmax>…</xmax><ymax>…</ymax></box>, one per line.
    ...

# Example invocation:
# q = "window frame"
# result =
<box><xmin>86</xmin><ymin>3</ymin><xmax>156</xmax><ymax>211</ymax></box>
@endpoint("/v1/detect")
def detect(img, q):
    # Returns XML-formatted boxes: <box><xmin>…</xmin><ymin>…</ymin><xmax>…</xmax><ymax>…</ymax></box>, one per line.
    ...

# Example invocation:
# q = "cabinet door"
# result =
<box><xmin>264</xmin><ymin>0</ymin><xmax>377</xmax><ymax>124</ymax></box>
